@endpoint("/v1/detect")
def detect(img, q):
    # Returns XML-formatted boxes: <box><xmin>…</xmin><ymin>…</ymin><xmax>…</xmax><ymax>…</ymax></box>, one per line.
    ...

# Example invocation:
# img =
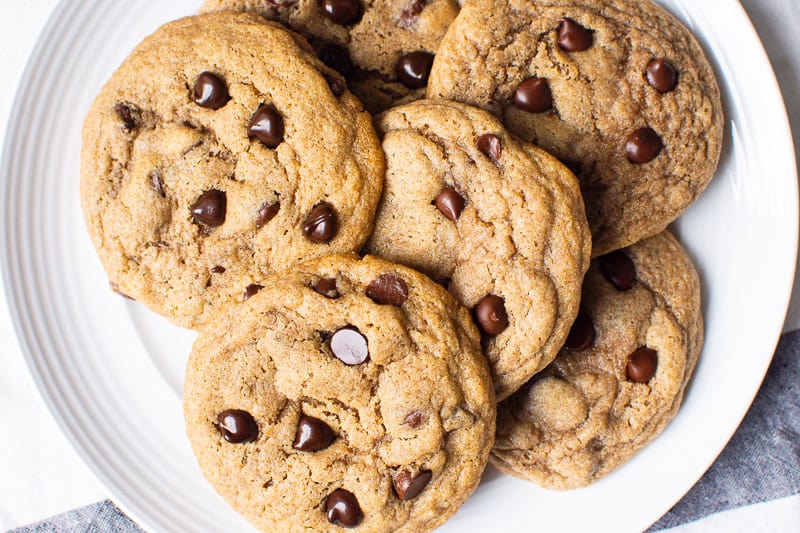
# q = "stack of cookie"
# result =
<box><xmin>80</xmin><ymin>0</ymin><xmax>721</xmax><ymax>530</ymax></box>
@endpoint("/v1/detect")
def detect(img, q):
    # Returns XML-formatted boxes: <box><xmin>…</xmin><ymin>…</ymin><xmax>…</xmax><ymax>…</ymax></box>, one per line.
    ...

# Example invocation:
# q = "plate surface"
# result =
<box><xmin>1</xmin><ymin>1</ymin><xmax>797</xmax><ymax>531</ymax></box>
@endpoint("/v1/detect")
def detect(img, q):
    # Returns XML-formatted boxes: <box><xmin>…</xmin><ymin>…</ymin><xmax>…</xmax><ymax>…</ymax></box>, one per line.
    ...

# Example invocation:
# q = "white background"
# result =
<box><xmin>0</xmin><ymin>1</ymin><xmax>798</xmax><ymax>531</ymax></box>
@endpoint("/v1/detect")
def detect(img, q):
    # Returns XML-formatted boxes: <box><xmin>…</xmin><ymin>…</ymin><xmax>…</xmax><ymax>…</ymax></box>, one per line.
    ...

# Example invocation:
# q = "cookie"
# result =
<box><xmin>80</xmin><ymin>13</ymin><xmax>384</xmax><ymax>328</ymax></box>
<box><xmin>427</xmin><ymin>0</ymin><xmax>723</xmax><ymax>256</ymax></box>
<box><xmin>491</xmin><ymin>231</ymin><xmax>703</xmax><ymax>489</ymax></box>
<box><xmin>199</xmin><ymin>0</ymin><xmax>460</xmax><ymax>113</ymax></box>
<box><xmin>364</xmin><ymin>100</ymin><xmax>591</xmax><ymax>401</ymax></box>
<box><xmin>184</xmin><ymin>253</ymin><xmax>495</xmax><ymax>532</ymax></box>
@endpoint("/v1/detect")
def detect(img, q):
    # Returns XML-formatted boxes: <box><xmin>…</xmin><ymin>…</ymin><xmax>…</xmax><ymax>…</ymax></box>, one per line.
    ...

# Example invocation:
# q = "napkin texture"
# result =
<box><xmin>10</xmin><ymin>331</ymin><xmax>800</xmax><ymax>533</ymax></box>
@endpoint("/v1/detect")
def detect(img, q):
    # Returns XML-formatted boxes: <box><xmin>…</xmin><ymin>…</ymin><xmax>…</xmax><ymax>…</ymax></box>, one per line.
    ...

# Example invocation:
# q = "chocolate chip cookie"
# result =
<box><xmin>364</xmin><ymin>100</ymin><xmax>592</xmax><ymax>401</ymax></box>
<box><xmin>80</xmin><ymin>13</ymin><xmax>384</xmax><ymax>328</ymax></box>
<box><xmin>184</xmin><ymin>253</ymin><xmax>495</xmax><ymax>532</ymax></box>
<box><xmin>199</xmin><ymin>0</ymin><xmax>460</xmax><ymax>113</ymax></box>
<box><xmin>492</xmin><ymin>231</ymin><xmax>703</xmax><ymax>489</ymax></box>
<box><xmin>427</xmin><ymin>0</ymin><xmax>724</xmax><ymax>256</ymax></box>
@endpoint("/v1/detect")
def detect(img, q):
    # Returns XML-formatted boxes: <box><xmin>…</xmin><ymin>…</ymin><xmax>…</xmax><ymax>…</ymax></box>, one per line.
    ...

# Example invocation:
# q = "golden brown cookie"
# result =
<box><xmin>427</xmin><ymin>0</ymin><xmax>723</xmax><ymax>255</ymax></box>
<box><xmin>365</xmin><ymin>100</ymin><xmax>591</xmax><ymax>401</ymax></box>
<box><xmin>80</xmin><ymin>13</ymin><xmax>384</xmax><ymax>328</ymax></box>
<box><xmin>184</xmin><ymin>254</ymin><xmax>495</xmax><ymax>532</ymax></box>
<box><xmin>199</xmin><ymin>0</ymin><xmax>460</xmax><ymax>113</ymax></box>
<box><xmin>491</xmin><ymin>231</ymin><xmax>703</xmax><ymax>489</ymax></box>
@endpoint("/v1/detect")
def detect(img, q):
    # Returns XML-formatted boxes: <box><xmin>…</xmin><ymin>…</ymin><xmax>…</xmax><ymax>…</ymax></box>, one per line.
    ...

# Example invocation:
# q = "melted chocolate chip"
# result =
<box><xmin>366</xmin><ymin>274</ymin><xmax>408</xmax><ymax>306</ymax></box>
<box><xmin>393</xmin><ymin>469</ymin><xmax>432</xmax><ymax>501</ymax></box>
<box><xmin>193</xmin><ymin>72</ymin><xmax>230</xmax><ymax>110</ymax></box>
<box><xmin>293</xmin><ymin>415</ymin><xmax>336</xmax><ymax>451</ymax></box>
<box><xmin>646</xmin><ymin>58</ymin><xmax>678</xmax><ymax>93</ymax></box>
<box><xmin>313</xmin><ymin>278</ymin><xmax>340</xmax><ymax>298</ymax></box>
<box><xmin>434</xmin><ymin>187</ymin><xmax>466</xmax><ymax>222</ymax></box>
<box><xmin>399</xmin><ymin>0</ymin><xmax>429</xmax><ymax>28</ymax></box>
<box><xmin>513</xmin><ymin>77</ymin><xmax>553</xmax><ymax>113</ymax></box>
<box><xmin>243</xmin><ymin>284</ymin><xmax>263</xmax><ymax>301</ymax></box>
<box><xmin>558</xmin><ymin>18</ymin><xmax>593</xmax><ymax>52</ymax></box>
<box><xmin>476</xmin><ymin>134</ymin><xmax>503</xmax><ymax>163</ymax></box>
<box><xmin>256</xmin><ymin>201</ymin><xmax>280</xmax><ymax>228</ymax></box>
<box><xmin>474</xmin><ymin>294</ymin><xmax>509</xmax><ymax>336</ymax></box>
<box><xmin>149</xmin><ymin>170</ymin><xmax>165</xmax><ymax>198</ymax></box>
<box><xmin>191</xmin><ymin>189</ymin><xmax>226</xmax><ymax>227</ymax></box>
<box><xmin>324</xmin><ymin>73</ymin><xmax>346</xmax><ymax>97</ymax></box>
<box><xmin>302</xmin><ymin>202</ymin><xmax>337</xmax><ymax>243</ymax></box>
<box><xmin>599</xmin><ymin>251</ymin><xmax>637</xmax><ymax>291</ymax></box>
<box><xmin>210</xmin><ymin>266</ymin><xmax>226</xmax><ymax>274</ymax></box>
<box><xmin>396</xmin><ymin>51</ymin><xmax>435</xmax><ymax>89</ymax></box>
<box><xmin>248</xmin><ymin>104</ymin><xmax>284</xmax><ymax>148</ymax></box>
<box><xmin>322</xmin><ymin>0</ymin><xmax>361</xmax><ymax>26</ymax></box>
<box><xmin>626</xmin><ymin>347</ymin><xmax>658</xmax><ymax>383</ymax></box>
<box><xmin>330</xmin><ymin>326</ymin><xmax>369</xmax><ymax>365</ymax></box>
<box><xmin>319</xmin><ymin>44</ymin><xmax>354</xmax><ymax>75</ymax></box>
<box><xmin>626</xmin><ymin>127</ymin><xmax>663</xmax><ymax>164</ymax></box>
<box><xmin>326</xmin><ymin>489</ymin><xmax>362</xmax><ymax>527</ymax></box>
<box><xmin>563</xmin><ymin>312</ymin><xmax>595</xmax><ymax>352</ymax></box>
<box><xmin>216</xmin><ymin>410</ymin><xmax>258</xmax><ymax>443</ymax></box>
<box><xmin>113</xmin><ymin>102</ymin><xmax>141</xmax><ymax>132</ymax></box>
<box><xmin>403</xmin><ymin>410</ymin><xmax>424</xmax><ymax>428</ymax></box>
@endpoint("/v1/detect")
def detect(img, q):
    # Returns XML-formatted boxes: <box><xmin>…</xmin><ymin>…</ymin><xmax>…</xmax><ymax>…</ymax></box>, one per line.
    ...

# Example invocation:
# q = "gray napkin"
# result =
<box><xmin>10</xmin><ymin>330</ymin><xmax>800</xmax><ymax>533</ymax></box>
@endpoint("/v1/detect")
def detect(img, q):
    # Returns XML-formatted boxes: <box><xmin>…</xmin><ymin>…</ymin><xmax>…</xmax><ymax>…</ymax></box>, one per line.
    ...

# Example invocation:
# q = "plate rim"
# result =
<box><xmin>1</xmin><ymin>0</ymin><xmax>797</xmax><ymax>532</ymax></box>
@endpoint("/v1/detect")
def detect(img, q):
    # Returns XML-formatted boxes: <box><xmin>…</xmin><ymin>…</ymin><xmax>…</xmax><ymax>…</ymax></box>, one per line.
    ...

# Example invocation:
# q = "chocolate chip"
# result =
<box><xmin>625</xmin><ymin>127</ymin><xmax>663</xmax><ymax>164</ymax></box>
<box><xmin>243</xmin><ymin>284</ymin><xmax>263</xmax><ymax>301</ymax></box>
<box><xmin>313</xmin><ymin>278</ymin><xmax>340</xmax><ymax>298</ymax></box>
<box><xmin>293</xmin><ymin>415</ymin><xmax>335</xmax><ymax>451</ymax></box>
<box><xmin>393</xmin><ymin>469</ymin><xmax>432</xmax><ymax>501</ymax></box>
<box><xmin>302</xmin><ymin>202</ymin><xmax>337</xmax><ymax>243</ymax></box>
<box><xmin>324</xmin><ymin>73</ymin><xmax>346</xmax><ymax>97</ymax></box>
<box><xmin>248</xmin><ymin>104</ymin><xmax>284</xmax><ymax>148</ymax></box>
<box><xmin>558</xmin><ymin>18</ymin><xmax>593</xmax><ymax>52</ymax></box>
<box><xmin>211</xmin><ymin>266</ymin><xmax>226</xmax><ymax>274</ymax></box>
<box><xmin>216</xmin><ymin>410</ymin><xmax>258</xmax><ymax>443</ymax></box>
<box><xmin>474</xmin><ymin>294</ymin><xmax>509</xmax><ymax>336</ymax></box>
<box><xmin>330</xmin><ymin>326</ymin><xmax>369</xmax><ymax>365</ymax></box>
<box><xmin>149</xmin><ymin>170</ymin><xmax>165</xmax><ymax>198</ymax></box>
<box><xmin>563</xmin><ymin>312</ymin><xmax>595</xmax><ymax>352</ymax></box>
<box><xmin>513</xmin><ymin>77</ymin><xmax>553</xmax><ymax>113</ymax></box>
<box><xmin>476</xmin><ymin>134</ymin><xmax>503</xmax><ymax>163</ymax></box>
<box><xmin>599</xmin><ymin>250</ymin><xmax>637</xmax><ymax>291</ymax></box>
<box><xmin>322</xmin><ymin>0</ymin><xmax>361</xmax><ymax>26</ymax></box>
<box><xmin>319</xmin><ymin>44</ymin><xmax>354</xmax><ymax>75</ymax></box>
<box><xmin>624</xmin><ymin>128</ymin><xmax>662</xmax><ymax>166</ymax></box>
<box><xmin>396</xmin><ymin>51</ymin><xmax>435</xmax><ymax>89</ymax></box>
<box><xmin>399</xmin><ymin>0</ymin><xmax>428</xmax><ymax>28</ymax></box>
<box><xmin>646</xmin><ymin>58</ymin><xmax>677</xmax><ymax>93</ymax></box>
<box><xmin>434</xmin><ymin>186</ymin><xmax>466</xmax><ymax>222</ymax></box>
<box><xmin>193</xmin><ymin>71</ymin><xmax>230</xmax><ymax>110</ymax></box>
<box><xmin>256</xmin><ymin>201</ymin><xmax>280</xmax><ymax>228</ymax></box>
<box><xmin>191</xmin><ymin>189</ymin><xmax>226</xmax><ymax>227</ymax></box>
<box><xmin>403</xmin><ymin>410</ymin><xmax>424</xmax><ymax>428</ymax></box>
<box><xmin>366</xmin><ymin>274</ymin><xmax>408</xmax><ymax>306</ymax></box>
<box><xmin>626</xmin><ymin>347</ymin><xmax>658</xmax><ymax>383</ymax></box>
<box><xmin>113</xmin><ymin>102</ymin><xmax>140</xmax><ymax>132</ymax></box>
<box><xmin>326</xmin><ymin>489</ymin><xmax>362</xmax><ymax>528</ymax></box>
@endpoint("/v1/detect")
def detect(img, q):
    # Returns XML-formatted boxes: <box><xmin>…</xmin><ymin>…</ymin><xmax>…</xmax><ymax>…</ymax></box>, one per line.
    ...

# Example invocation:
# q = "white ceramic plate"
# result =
<box><xmin>1</xmin><ymin>1</ymin><xmax>796</xmax><ymax>531</ymax></box>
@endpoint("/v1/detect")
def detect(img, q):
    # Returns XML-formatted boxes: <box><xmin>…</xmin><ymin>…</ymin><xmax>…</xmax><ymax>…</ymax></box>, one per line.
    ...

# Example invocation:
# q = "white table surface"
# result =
<box><xmin>1</xmin><ymin>1</ymin><xmax>798</xmax><ymax>532</ymax></box>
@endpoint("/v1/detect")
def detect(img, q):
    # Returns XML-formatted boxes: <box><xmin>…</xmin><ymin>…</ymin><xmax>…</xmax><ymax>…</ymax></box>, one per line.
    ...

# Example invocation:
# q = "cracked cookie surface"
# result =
<box><xmin>365</xmin><ymin>100</ymin><xmax>591</xmax><ymax>401</ymax></box>
<box><xmin>492</xmin><ymin>231</ymin><xmax>702</xmax><ymax>489</ymax></box>
<box><xmin>199</xmin><ymin>0</ymin><xmax>460</xmax><ymax>113</ymax></box>
<box><xmin>184</xmin><ymin>253</ymin><xmax>495</xmax><ymax>532</ymax></box>
<box><xmin>80</xmin><ymin>13</ymin><xmax>384</xmax><ymax>328</ymax></box>
<box><xmin>427</xmin><ymin>0</ymin><xmax>723</xmax><ymax>255</ymax></box>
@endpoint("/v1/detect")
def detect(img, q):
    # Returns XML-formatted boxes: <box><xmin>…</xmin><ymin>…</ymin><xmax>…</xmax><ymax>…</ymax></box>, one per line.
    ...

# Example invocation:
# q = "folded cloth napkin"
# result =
<box><xmin>10</xmin><ymin>331</ymin><xmax>800</xmax><ymax>533</ymax></box>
